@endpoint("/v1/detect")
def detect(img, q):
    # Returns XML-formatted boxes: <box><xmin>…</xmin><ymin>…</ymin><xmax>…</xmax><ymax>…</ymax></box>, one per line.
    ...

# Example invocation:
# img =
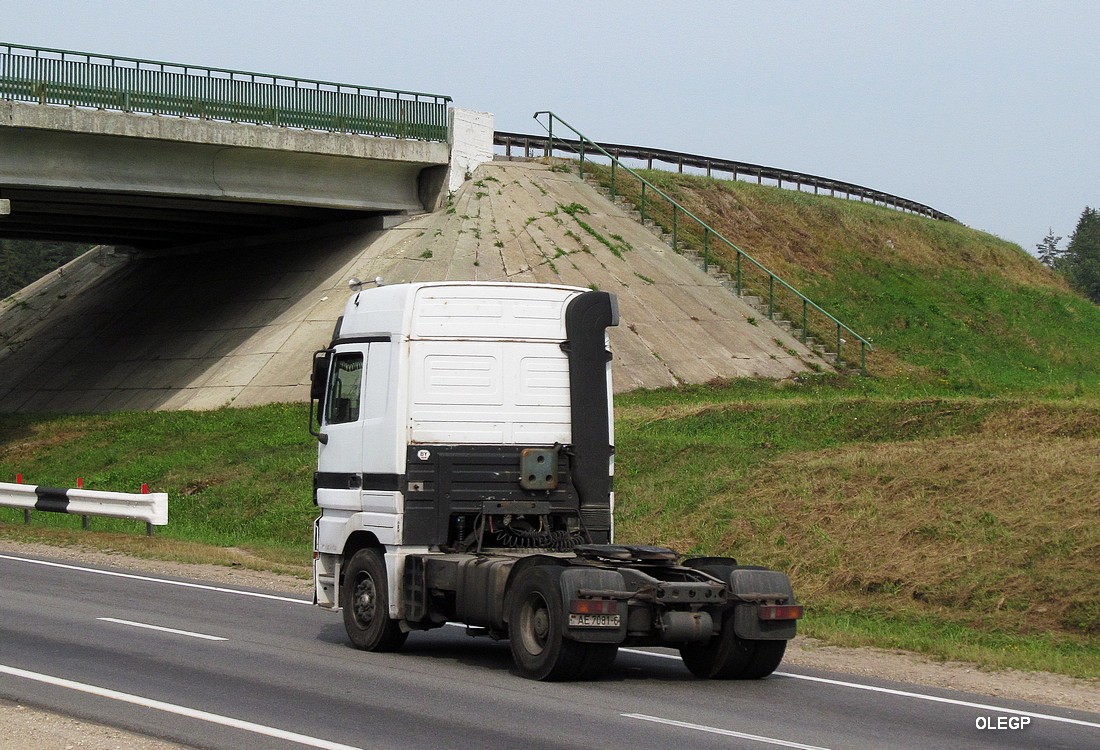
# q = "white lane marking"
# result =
<box><xmin>97</xmin><ymin>617</ymin><xmax>228</xmax><ymax>642</ymax></box>
<box><xmin>619</xmin><ymin>648</ymin><xmax>1100</xmax><ymax>730</ymax></box>
<box><xmin>0</xmin><ymin>663</ymin><xmax>362</xmax><ymax>750</ymax></box>
<box><xmin>624</xmin><ymin>713</ymin><xmax>832</xmax><ymax>749</ymax></box>
<box><xmin>771</xmin><ymin>671</ymin><xmax>1100</xmax><ymax>731</ymax></box>
<box><xmin>620</xmin><ymin>646</ymin><xmax>687</xmax><ymax>661</ymax></box>
<box><xmin>0</xmin><ymin>553</ymin><xmax>309</xmax><ymax>604</ymax></box>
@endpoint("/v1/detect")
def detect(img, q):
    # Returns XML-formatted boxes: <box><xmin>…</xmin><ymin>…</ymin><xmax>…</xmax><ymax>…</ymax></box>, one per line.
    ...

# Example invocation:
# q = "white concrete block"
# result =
<box><xmin>448</xmin><ymin>108</ymin><xmax>495</xmax><ymax>193</ymax></box>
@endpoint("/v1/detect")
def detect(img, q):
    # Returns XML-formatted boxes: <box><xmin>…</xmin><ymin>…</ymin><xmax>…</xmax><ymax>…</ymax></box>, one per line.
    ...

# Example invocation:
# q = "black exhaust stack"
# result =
<box><xmin>562</xmin><ymin>290</ymin><xmax>619</xmax><ymax>542</ymax></box>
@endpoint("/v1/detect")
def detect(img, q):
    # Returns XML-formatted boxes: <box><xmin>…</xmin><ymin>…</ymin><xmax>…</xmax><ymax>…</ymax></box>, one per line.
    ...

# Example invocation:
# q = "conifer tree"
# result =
<box><xmin>1060</xmin><ymin>207</ymin><xmax>1100</xmax><ymax>304</ymax></box>
<box><xmin>1035</xmin><ymin>228</ymin><xmax>1062</xmax><ymax>267</ymax></box>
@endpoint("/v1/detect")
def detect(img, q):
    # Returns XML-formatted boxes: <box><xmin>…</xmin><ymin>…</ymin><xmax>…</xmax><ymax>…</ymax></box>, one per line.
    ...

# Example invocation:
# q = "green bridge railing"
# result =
<box><xmin>534</xmin><ymin>111</ymin><xmax>873</xmax><ymax>374</ymax></box>
<box><xmin>0</xmin><ymin>42</ymin><xmax>451</xmax><ymax>141</ymax></box>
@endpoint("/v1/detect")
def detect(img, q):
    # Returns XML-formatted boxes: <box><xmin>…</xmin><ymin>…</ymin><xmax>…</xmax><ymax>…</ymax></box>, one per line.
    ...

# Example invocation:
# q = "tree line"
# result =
<box><xmin>1037</xmin><ymin>207</ymin><xmax>1100</xmax><ymax>304</ymax></box>
<box><xmin>0</xmin><ymin>240</ymin><xmax>91</xmax><ymax>299</ymax></box>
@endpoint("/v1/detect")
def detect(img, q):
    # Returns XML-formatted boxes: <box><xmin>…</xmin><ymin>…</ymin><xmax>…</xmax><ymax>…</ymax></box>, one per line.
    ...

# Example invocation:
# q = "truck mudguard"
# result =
<box><xmin>559</xmin><ymin>567</ymin><xmax>627</xmax><ymax>643</ymax></box>
<box><xmin>729</xmin><ymin>568</ymin><xmax>799</xmax><ymax>640</ymax></box>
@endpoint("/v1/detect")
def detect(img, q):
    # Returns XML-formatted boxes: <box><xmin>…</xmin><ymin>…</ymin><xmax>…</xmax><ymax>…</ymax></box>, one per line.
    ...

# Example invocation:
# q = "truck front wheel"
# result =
<box><xmin>342</xmin><ymin>548</ymin><xmax>408</xmax><ymax>652</ymax></box>
<box><xmin>679</xmin><ymin>610</ymin><xmax>786</xmax><ymax>679</ymax></box>
<box><xmin>509</xmin><ymin>566</ymin><xmax>589</xmax><ymax>680</ymax></box>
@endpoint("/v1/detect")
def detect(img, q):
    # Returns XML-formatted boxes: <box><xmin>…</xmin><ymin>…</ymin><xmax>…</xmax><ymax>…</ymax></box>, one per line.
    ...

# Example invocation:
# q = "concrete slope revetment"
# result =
<box><xmin>0</xmin><ymin>161</ymin><xmax>823</xmax><ymax>412</ymax></box>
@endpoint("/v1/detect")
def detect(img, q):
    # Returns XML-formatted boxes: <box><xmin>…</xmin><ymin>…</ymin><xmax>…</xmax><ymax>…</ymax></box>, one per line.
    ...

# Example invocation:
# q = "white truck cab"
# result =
<box><xmin>311</xmin><ymin>281</ymin><xmax>800</xmax><ymax>680</ymax></box>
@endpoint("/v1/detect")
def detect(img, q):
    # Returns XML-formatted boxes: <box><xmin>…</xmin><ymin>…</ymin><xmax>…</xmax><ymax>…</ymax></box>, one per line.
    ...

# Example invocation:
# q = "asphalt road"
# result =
<box><xmin>1</xmin><ymin>551</ymin><xmax>1097</xmax><ymax>750</ymax></box>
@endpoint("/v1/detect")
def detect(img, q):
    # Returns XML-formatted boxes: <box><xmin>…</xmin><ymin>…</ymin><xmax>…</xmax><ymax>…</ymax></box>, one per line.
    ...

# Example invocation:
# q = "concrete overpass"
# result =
<box><xmin>0</xmin><ymin>100</ymin><xmax>452</xmax><ymax>249</ymax></box>
<box><xmin>0</xmin><ymin>42</ymin><xmax>467</xmax><ymax>251</ymax></box>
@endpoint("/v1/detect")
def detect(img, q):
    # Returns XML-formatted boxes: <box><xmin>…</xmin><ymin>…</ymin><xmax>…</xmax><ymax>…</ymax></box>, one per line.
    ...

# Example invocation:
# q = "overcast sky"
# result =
<box><xmin>5</xmin><ymin>1</ymin><xmax>1098</xmax><ymax>253</ymax></box>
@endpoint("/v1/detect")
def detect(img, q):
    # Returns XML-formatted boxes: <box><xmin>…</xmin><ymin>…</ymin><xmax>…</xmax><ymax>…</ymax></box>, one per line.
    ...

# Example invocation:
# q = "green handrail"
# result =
<box><xmin>0</xmin><ymin>42</ymin><xmax>451</xmax><ymax>142</ymax></box>
<box><xmin>533</xmin><ymin>111</ymin><xmax>873</xmax><ymax>374</ymax></box>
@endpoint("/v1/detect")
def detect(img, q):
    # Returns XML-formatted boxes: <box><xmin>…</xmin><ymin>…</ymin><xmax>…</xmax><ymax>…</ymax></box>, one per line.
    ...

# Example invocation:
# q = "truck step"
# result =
<box><xmin>315</xmin><ymin>572</ymin><xmax>337</xmax><ymax>609</ymax></box>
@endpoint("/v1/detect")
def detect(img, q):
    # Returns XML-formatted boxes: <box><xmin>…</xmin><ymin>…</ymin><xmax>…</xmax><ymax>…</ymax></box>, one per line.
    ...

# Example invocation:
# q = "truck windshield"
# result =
<box><xmin>325</xmin><ymin>353</ymin><xmax>363</xmax><ymax>424</ymax></box>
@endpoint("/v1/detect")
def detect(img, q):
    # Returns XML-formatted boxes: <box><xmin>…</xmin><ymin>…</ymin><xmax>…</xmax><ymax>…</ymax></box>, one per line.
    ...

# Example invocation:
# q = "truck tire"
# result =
<box><xmin>509</xmin><ymin>566</ymin><xmax>588</xmax><ymax>680</ymax></box>
<box><xmin>342</xmin><ymin>548</ymin><xmax>408</xmax><ymax>652</ymax></box>
<box><xmin>679</xmin><ymin>609</ymin><xmax>786</xmax><ymax>679</ymax></box>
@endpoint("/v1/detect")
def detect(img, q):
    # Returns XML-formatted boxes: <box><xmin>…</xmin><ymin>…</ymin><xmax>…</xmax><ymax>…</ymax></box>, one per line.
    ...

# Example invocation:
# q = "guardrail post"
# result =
<box><xmin>76</xmin><ymin>477</ymin><xmax>89</xmax><ymax>529</ymax></box>
<box><xmin>579</xmin><ymin>138</ymin><xmax>585</xmax><ymax>179</ymax></box>
<box><xmin>802</xmin><ymin>300</ymin><xmax>808</xmax><ymax>343</ymax></box>
<box><xmin>703</xmin><ymin>228</ymin><xmax>709</xmax><ymax>271</ymax></box>
<box><xmin>861</xmin><ymin>342</ymin><xmax>867</xmax><ymax>376</ymax></box>
<box><xmin>768</xmin><ymin>276</ymin><xmax>775</xmax><ymax>319</ymax></box>
<box><xmin>546</xmin><ymin>117</ymin><xmax>554</xmax><ymax>158</ymax></box>
<box><xmin>610</xmin><ymin>160</ymin><xmax>616</xmax><ymax>198</ymax></box>
<box><xmin>17</xmin><ymin>473</ymin><xmax>28</xmax><ymax>523</ymax></box>
<box><xmin>836</xmin><ymin>324</ymin><xmax>843</xmax><ymax>365</ymax></box>
<box><xmin>640</xmin><ymin>182</ymin><xmax>646</xmax><ymax>221</ymax></box>
<box><xmin>142</xmin><ymin>483</ymin><xmax>154</xmax><ymax>535</ymax></box>
<box><xmin>736</xmin><ymin>252</ymin><xmax>742</xmax><ymax>295</ymax></box>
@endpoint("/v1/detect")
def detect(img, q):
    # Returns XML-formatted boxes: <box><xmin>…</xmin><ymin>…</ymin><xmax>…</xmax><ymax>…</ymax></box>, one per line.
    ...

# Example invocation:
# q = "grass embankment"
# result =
<box><xmin>584</xmin><ymin>163</ymin><xmax>1100</xmax><ymax>395</ymax></box>
<box><xmin>1</xmin><ymin>392</ymin><xmax>1097</xmax><ymax>679</ymax></box>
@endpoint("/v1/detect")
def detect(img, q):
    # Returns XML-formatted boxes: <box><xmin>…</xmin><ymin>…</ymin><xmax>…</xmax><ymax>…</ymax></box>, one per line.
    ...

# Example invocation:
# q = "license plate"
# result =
<box><xmin>568</xmin><ymin>613</ymin><xmax>621</xmax><ymax>628</ymax></box>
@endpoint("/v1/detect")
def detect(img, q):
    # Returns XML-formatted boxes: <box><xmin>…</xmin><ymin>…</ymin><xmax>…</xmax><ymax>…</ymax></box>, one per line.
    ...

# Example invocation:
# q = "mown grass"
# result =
<box><xmin>613</xmin><ymin>383</ymin><xmax>1100</xmax><ymax>678</ymax></box>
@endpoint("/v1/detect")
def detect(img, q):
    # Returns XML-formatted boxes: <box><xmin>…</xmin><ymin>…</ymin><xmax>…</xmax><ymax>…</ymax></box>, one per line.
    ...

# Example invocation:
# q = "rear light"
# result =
<box><xmin>758</xmin><ymin>604</ymin><xmax>804</xmax><ymax>621</ymax></box>
<box><xmin>570</xmin><ymin>598</ymin><xmax>619</xmax><ymax>615</ymax></box>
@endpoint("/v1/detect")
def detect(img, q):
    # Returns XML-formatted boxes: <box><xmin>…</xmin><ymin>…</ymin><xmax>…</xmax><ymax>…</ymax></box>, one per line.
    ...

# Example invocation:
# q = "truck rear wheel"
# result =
<box><xmin>679</xmin><ymin>610</ymin><xmax>786</xmax><ymax>679</ymax></box>
<box><xmin>509</xmin><ymin>566</ymin><xmax>589</xmax><ymax>681</ymax></box>
<box><xmin>342</xmin><ymin>548</ymin><xmax>408</xmax><ymax>652</ymax></box>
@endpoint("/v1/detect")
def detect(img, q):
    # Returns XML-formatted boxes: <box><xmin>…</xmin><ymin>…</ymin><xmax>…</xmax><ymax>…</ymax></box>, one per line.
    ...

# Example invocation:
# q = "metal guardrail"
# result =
<box><xmin>0</xmin><ymin>42</ymin><xmax>451</xmax><ymax>141</ymax></box>
<box><xmin>495</xmin><ymin>131</ymin><xmax>955</xmax><ymax>223</ymax></box>
<box><xmin>529</xmin><ymin>112</ymin><xmax>873</xmax><ymax>373</ymax></box>
<box><xmin>0</xmin><ymin>479</ymin><xmax>168</xmax><ymax>536</ymax></box>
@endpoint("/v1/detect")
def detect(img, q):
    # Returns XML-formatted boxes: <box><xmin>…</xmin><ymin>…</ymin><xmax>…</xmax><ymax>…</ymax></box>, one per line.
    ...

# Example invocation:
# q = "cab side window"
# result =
<box><xmin>324</xmin><ymin>353</ymin><xmax>363</xmax><ymax>424</ymax></box>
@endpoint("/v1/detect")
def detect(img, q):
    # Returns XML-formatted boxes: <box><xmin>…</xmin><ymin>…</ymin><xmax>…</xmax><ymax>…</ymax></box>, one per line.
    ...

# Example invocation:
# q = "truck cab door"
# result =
<box><xmin>316</xmin><ymin>347</ymin><xmax>367</xmax><ymax>510</ymax></box>
<box><xmin>316</xmin><ymin>342</ymin><xmax>395</xmax><ymax>515</ymax></box>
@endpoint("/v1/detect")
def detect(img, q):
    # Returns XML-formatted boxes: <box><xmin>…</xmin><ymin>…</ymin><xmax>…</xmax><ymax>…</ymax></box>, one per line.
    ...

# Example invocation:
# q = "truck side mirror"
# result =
<box><xmin>311</xmin><ymin>350</ymin><xmax>331</xmax><ymax>403</ymax></box>
<box><xmin>309</xmin><ymin>349</ymin><xmax>332</xmax><ymax>438</ymax></box>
